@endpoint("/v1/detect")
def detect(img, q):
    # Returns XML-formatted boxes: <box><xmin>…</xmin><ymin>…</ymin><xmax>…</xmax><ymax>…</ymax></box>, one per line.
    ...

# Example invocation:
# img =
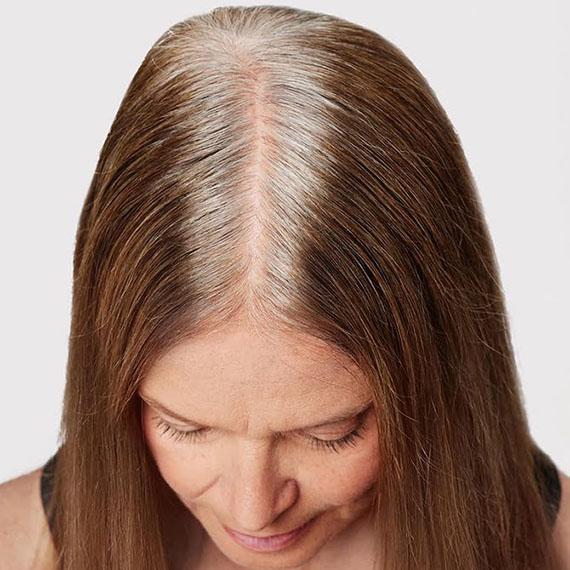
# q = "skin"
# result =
<box><xmin>138</xmin><ymin>322</ymin><xmax>381</xmax><ymax>570</ymax></box>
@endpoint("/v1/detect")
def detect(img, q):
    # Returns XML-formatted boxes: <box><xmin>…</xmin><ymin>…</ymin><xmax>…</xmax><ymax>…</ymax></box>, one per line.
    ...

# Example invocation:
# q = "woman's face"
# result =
<box><xmin>139</xmin><ymin>324</ymin><xmax>379</xmax><ymax>569</ymax></box>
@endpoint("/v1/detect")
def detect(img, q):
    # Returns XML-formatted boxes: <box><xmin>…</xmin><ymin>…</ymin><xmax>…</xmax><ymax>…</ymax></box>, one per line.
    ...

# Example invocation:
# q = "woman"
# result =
<box><xmin>1</xmin><ymin>5</ymin><xmax>568</xmax><ymax>570</ymax></box>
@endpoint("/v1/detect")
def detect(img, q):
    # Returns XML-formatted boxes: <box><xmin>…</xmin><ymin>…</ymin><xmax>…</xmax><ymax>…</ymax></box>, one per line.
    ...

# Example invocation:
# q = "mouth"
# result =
<box><xmin>223</xmin><ymin>516</ymin><xmax>316</xmax><ymax>552</ymax></box>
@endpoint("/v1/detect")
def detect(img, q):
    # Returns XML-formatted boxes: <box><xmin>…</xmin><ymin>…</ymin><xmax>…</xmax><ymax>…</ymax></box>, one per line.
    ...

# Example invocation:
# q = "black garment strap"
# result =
<box><xmin>532</xmin><ymin>446</ymin><xmax>562</xmax><ymax>527</ymax></box>
<box><xmin>40</xmin><ymin>449</ymin><xmax>58</xmax><ymax>532</ymax></box>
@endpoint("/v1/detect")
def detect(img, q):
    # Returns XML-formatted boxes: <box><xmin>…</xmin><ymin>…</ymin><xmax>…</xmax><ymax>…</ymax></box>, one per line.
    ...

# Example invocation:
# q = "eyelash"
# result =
<box><xmin>152</xmin><ymin>416</ymin><xmax>367</xmax><ymax>454</ymax></box>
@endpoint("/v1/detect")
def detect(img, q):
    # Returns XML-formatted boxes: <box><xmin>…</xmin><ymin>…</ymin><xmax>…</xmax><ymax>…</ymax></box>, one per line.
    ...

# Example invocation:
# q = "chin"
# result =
<box><xmin>193</xmin><ymin>506</ymin><xmax>364</xmax><ymax>570</ymax></box>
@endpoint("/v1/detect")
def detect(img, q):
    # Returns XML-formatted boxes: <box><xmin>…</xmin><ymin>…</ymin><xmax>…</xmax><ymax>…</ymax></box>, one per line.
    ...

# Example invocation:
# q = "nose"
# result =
<box><xmin>226</xmin><ymin>437</ymin><xmax>299</xmax><ymax>533</ymax></box>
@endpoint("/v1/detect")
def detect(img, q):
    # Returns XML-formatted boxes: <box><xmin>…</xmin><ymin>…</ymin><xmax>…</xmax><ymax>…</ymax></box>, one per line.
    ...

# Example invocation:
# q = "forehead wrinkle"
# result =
<box><xmin>139</xmin><ymin>388</ymin><xmax>372</xmax><ymax>435</ymax></box>
<box><xmin>232</xmin><ymin>400</ymin><xmax>371</xmax><ymax>435</ymax></box>
<box><xmin>242</xmin><ymin>406</ymin><xmax>250</xmax><ymax>432</ymax></box>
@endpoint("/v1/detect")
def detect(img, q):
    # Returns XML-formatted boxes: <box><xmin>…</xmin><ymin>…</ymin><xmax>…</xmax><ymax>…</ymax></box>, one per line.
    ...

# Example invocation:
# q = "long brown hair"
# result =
<box><xmin>37</xmin><ymin>5</ymin><xmax>560</xmax><ymax>569</ymax></box>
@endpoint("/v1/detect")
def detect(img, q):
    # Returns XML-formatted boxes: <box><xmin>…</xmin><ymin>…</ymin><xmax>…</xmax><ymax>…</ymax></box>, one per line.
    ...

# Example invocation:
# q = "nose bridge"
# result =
<box><xmin>226</xmin><ymin>435</ymin><xmax>298</xmax><ymax>532</ymax></box>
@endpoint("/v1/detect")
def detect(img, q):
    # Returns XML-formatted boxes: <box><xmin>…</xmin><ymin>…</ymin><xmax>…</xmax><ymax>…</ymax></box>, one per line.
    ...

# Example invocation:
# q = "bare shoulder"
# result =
<box><xmin>0</xmin><ymin>466</ymin><xmax>55</xmax><ymax>570</ymax></box>
<box><xmin>553</xmin><ymin>467</ymin><xmax>570</xmax><ymax>570</ymax></box>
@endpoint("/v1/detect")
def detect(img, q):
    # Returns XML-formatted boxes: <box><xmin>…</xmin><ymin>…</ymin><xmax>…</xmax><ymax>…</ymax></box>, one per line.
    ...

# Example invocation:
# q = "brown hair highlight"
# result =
<box><xmin>39</xmin><ymin>6</ymin><xmax>560</xmax><ymax>570</ymax></box>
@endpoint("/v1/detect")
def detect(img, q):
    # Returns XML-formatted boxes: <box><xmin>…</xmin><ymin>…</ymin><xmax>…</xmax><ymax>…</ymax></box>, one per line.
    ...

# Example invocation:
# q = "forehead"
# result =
<box><xmin>140</xmin><ymin>324</ymin><xmax>370</xmax><ymax>428</ymax></box>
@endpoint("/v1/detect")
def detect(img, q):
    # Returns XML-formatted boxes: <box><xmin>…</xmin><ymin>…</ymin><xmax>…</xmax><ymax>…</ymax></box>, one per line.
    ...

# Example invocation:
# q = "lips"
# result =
<box><xmin>224</xmin><ymin>516</ymin><xmax>315</xmax><ymax>552</ymax></box>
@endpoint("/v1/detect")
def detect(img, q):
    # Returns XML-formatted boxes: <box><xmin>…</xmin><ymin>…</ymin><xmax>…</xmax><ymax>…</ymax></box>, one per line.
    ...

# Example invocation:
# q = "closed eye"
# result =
<box><xmin>151</xmin><ymin>415</ymin><xmax>367</xmax><ymax>454</ymax></box>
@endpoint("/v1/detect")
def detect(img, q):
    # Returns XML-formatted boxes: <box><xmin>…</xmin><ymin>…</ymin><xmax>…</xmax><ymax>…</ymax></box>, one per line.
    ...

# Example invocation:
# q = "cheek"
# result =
<box><xmin>143</xmin><ymin>412</ymin><xmax>220</xmax><ymax>500</ymax></box>
<box><xmin>316</xmin><ymin>436</ymin><xmax>380</xmax><ymax>506</ymax></box>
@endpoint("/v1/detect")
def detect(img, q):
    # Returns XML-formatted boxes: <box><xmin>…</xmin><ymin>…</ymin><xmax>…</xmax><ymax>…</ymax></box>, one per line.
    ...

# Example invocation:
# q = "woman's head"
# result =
<box><xmin>48</xmin><ymin>5</ymin><xmax>559</xmax><ymax>570</ymax></box>
<box><xmin>139</xmin><ymin>323</ymin><xmax>379</xmax><ymax>569</ymax></box>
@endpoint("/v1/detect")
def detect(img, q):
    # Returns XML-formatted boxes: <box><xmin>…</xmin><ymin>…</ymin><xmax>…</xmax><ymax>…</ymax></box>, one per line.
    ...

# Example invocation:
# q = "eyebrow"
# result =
<box><xmin>138</xmin><ymin>392</ymin><xmax>373</xmax><ymax>432</ymax></box>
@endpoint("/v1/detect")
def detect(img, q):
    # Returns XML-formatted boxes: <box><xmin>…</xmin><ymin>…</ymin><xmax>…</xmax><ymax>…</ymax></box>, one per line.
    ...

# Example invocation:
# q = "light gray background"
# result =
<box><xmin>1</xmin><ymin>0</ymin><xmax>568</xmax><ymax>483</ymax></box>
